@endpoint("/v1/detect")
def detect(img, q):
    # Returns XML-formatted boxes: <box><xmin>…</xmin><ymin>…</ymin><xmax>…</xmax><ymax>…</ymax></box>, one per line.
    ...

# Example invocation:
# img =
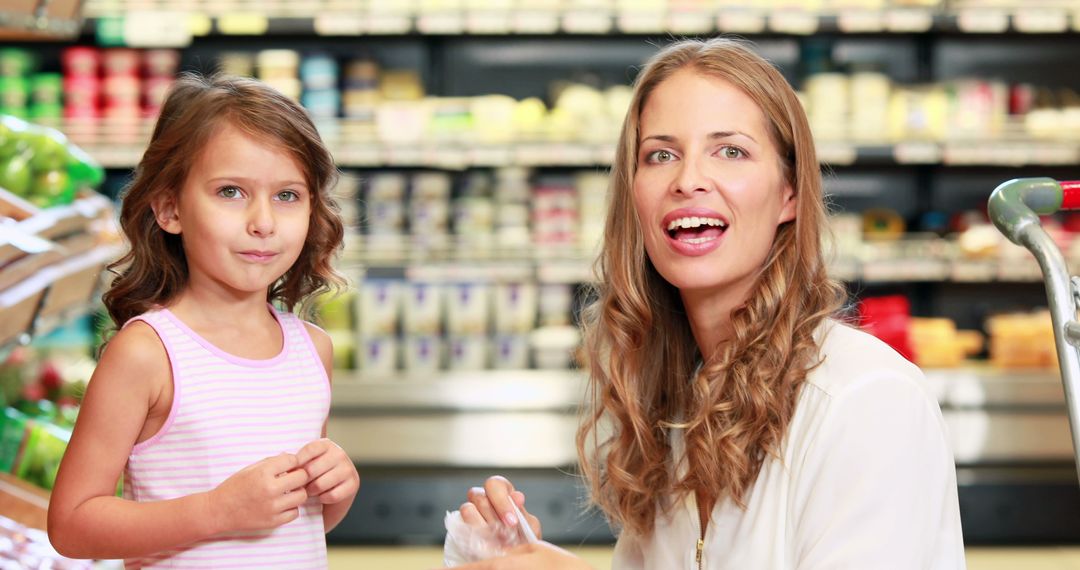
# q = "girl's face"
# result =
<box><xmin>633</xmin><ymin>69</ymin><xmax>795</xmax><ymax>302</ymax></box>
<box><xmin>156</xmin><ymin>123</ymin><xmax>311</xmax><ymax>299</ymax></box>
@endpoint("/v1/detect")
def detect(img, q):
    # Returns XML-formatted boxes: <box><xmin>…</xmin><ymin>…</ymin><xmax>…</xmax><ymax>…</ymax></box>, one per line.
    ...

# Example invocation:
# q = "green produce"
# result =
<box><xmin>26</xmin><ymin>125</ymin><xmax>68</xmax><ymax>171</ymax></box>
<box><xmin>33</xmin><ymin>169</ymin><xmax>72</xmax><ymax>206</ymax></box>
<box><xmin>0</xmin><ymin>150</ymin><xmax>32</xmax><ymax>195</ymax></box>
<box><xmin>0</xmin><ymin>114</ymin><xmax>105</xmax><ymax>206</ymax></box>
<box><xmin>0</xmin><ymin>114</ymin><xmax>28</xmax><ymax>157</ymax></box>
<box><xmin>15</xmin><ymin>420</ymin><xmax>70</xmax><ymax>489</ymax></box>
<box><xmin>0</xmin><ymin>407</ymin><xmax>28</xmax><ymax>473</ymax></box>
<box><xmin>65</xmin><ymin>141</ymin><xmax>104</xmax><ymax>189</ymax></box>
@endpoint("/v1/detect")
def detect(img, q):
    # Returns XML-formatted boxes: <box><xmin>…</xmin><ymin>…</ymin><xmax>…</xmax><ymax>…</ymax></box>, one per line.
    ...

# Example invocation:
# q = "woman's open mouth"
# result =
<box><xmin>661</xmin><ymin>210</ymin><xmax>728</xmax><ymax>256</ymax></box>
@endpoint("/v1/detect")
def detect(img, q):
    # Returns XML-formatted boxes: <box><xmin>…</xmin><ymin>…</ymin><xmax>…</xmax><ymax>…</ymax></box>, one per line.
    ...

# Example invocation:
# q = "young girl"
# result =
<box><xmin>47</xmin><ymin>73</ymin><xmax>358</xmax><ymax>568</ymax></box>
<box><xmin>456</xmin><ymin>38</ymin><xmax>964</xmax><ymax>569</ymax></box>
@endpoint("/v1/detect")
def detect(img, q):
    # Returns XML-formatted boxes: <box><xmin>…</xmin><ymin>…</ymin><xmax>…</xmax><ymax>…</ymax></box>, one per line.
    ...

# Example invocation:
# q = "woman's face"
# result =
<box><xmin>633</xmin><ymin>68</ymin><xmax>795</xmax><ymax>302</ymax></box>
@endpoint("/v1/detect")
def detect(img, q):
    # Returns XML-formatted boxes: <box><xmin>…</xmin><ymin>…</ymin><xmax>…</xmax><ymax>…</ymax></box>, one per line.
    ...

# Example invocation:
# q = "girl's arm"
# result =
<box><xmin>302</xmin><ymin>323</ymin><xmax>359</xmax><ymax>532</ymax></box>
<box><xmin>47</xmin><ymin>322</ymin><xmax>310</xmax><ymax>559</ymax></box>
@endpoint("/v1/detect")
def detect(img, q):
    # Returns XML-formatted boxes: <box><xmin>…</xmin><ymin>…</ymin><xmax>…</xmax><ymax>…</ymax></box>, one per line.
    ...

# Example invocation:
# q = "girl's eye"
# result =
<box><xmin>276</xmin><ymin>190</ymin><xmax>299</xmax><ymax>202</ymax></box>
<box><xmin>218</xmin><ymin>186</ymin><xmax>241</xmax><ymax>198</ymax></box>
<box><xmin>721</xmin><ymin>146</ymin><xmax>744</xmax><ymax>159</ymax></box>
<box><xmin>647</xmin><ymin>149</ymin><xmax>676</xmax><ymax>163</ymax></box>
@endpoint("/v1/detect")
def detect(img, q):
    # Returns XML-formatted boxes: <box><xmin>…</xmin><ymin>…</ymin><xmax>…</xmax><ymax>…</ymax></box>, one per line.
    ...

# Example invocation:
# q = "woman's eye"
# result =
<box><xmin>721</xmin><ymin>146</ymin><xmax>744</xmax><ymax>159</ymax></box>
<box><xmin>218</xmin><ymin>186</ymin><xmax>241</xmax><ymax>198</ymax></box>
<box><xmin>277</xmin><ymin>190</ymin><xmax>299</xmax><ymax>202</ymax></box>
<box><xmin>647</xmin><ymin>150</ymin><xmax>675</xmax><ymax>163</ymax></box>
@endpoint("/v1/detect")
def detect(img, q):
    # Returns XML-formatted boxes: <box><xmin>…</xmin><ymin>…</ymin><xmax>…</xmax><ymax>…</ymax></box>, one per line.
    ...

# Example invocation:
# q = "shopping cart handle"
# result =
<box><xmin>988</xmin><ymin>177</ymin><xmax>1080</xmax><ymax>245</ymax></box>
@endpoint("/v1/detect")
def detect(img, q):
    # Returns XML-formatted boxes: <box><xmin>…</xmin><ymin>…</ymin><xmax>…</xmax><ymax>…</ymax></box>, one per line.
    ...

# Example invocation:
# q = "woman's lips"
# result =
<box><xmin>664</xmin><ymin>227</ymin><xmax>724</xmax><ymax>256</ymax></box>
<box><xmin>661</xmin><ymin>207</ymin><xmax>727</xmax><ymax>256</ymax></box>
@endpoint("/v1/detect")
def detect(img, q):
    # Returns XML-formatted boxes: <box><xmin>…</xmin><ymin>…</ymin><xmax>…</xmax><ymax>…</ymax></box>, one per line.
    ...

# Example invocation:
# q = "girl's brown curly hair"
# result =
<box><xmin>103</xmin><ymin>73</ymin><xmax>345</xmax><ymax>328</ymax></box>
<box><xmin>576</xmin><ymin>38</ymin><xmax>845</xmax><ymax>536</ymax></box>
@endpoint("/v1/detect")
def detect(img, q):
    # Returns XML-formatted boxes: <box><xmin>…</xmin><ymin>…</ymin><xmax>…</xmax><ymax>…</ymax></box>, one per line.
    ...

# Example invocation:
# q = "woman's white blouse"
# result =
<box><xmin>612</xmin><ymin>321</ymin><xmax>966</xmax><ymax>569</ymax></box>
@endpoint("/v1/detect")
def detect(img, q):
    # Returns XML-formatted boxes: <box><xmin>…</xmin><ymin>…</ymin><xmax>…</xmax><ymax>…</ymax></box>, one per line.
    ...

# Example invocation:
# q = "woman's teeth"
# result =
<box><xmin>666</xmin><ymin>217</ymin><xmax>727</xmax><ymax>231</ymax></box>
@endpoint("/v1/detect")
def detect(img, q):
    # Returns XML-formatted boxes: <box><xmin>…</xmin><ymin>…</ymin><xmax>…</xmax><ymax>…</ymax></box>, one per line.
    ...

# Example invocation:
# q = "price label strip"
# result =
<box><xmin>124</xmin><ymin>11</ymin><xmax>194</xmax><ymax>47</ymax></box>
<box><xmin>217</xmin><ymin>13</ymin><xmax>270</xmax><ymax>35</ymax></box>
<box><xmin>957</xmin><ymin>9</ymin><xmax>1008</xmax><ymax>33</ymax></box>
<box><xmin>718</xmin><ymin>10</ymin><xmax>766</xmax><ymax>33</ymax></box>
<box><xmin>1013</xmin><ymin>9</ymin><xmax>1067</xmax><ymax>33</ymax></box>
<box><xmin>314</xmin><ymin>13</ymin><xmax>365</xmax><ymax>35</ymax></box>
<box><xmin>769</xmin><ymin>10</ymin><xmax>818</xmax><ymax>35</ymax></box>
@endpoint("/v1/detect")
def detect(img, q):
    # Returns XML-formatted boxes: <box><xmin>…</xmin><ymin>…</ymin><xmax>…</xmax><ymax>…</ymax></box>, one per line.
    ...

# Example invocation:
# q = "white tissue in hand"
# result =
<box><xmin>443</xmin><ymin>509</ymin><xmax>529</xmax><ymax>567</ymax></box>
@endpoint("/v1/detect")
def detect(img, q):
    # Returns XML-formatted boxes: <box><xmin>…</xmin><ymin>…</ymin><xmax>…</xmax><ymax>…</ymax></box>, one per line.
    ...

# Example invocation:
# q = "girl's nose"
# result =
<box><xmin>247</xmin><ymin>200</ymin><xmax>276</xmax><ymax>236</ymax></box>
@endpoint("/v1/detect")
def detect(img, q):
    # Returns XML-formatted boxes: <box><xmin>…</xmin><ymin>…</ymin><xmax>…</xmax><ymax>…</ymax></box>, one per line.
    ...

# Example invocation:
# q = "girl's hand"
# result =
<box><xmin>296</xmin><ymin>438</ymin><xmax>360</xmax><ymax>505</ymax></box>
<box><xmin>209</xmin><ymin>453</ymin><xmax>310</xmax><ymax>532</ymax></box>
<box><xmin>460</xmin><ymin>476</ymin><xmax>542</xmax><ymax>540</ymax></box>
<box><xmin>441</xmin><ymin>542</ymin><xmax>593</xmax><ymax>570</ymax></box>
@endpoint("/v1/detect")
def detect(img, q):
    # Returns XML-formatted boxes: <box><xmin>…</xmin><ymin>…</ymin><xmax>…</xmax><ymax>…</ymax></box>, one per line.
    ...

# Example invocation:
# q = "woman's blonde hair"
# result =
<box><xmin>576</xmin><ymin>37</ymin><xmax>845</xmax><ymax>536</ymax></box>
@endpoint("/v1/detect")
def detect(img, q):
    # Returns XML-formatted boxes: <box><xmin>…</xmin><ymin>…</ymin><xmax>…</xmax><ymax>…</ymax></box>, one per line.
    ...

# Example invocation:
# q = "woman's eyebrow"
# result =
<box><xmin>708</xmin><ymin>130</ymin><xmax>758</xmax><ymax>143</ymax></box>
<box><xmin>640</xmin><ymin>131</ymin><xmax>759</xmax><ymax>144</ymax></box>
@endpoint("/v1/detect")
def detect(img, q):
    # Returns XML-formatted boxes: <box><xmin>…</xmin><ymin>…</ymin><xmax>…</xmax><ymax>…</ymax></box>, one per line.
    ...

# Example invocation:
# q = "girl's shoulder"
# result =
<box><xmin>94</xmin><ymin>319</ymin><xmax>172</xmax><ymax>396</ymax></box>
<box><xmin>278</xmin><ymin>311</ymin><xmax>333</xmax><ymax>377</ymax></box>
<box><xmin>106</xmin><ymin>318</ymin><xmax>170</xmax><ymax>368</ymax></box>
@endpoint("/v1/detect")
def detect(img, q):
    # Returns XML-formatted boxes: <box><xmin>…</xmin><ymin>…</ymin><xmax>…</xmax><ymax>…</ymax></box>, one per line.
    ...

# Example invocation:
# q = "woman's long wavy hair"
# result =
<box><xmin>576</xmin><ymin>38</ymin><xmax>845</xmax><ymax>536</ymax></box>
<box><xmin>103</xmin><ymin>73</ymin><xmax>345</xmax><ymax>329</ymax></box>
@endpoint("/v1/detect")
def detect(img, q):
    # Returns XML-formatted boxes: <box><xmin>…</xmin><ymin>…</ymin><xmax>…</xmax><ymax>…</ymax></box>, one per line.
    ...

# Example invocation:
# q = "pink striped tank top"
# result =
<box><xmin>121</xmin><ymin>306</ymin><xmax>331</xmax><ymax>569</ymax></box>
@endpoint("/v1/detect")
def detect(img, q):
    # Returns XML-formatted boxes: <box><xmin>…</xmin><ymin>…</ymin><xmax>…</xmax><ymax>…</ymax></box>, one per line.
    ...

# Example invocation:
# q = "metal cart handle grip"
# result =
<box><xmin>988</xmin><ymin>177</ymin><xmax>1080</xmax><ymax>244</ymax></box>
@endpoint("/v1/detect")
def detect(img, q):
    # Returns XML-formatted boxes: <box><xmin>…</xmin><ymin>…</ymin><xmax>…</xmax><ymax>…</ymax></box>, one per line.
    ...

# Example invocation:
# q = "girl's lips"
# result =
<box><xmin>237</xmin><ymin>251</ymin><xmax>278</xmax><ymax>263</ymax></box>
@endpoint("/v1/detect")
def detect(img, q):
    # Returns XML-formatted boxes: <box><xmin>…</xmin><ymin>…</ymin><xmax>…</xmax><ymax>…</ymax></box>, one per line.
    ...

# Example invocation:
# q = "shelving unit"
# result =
<box><xmin>75</xmin><ymin>7</ymin><xmax>1080</xmax><ymax>39</ymax></box>
<box><xmin>28</xmin><ymin>0</ymin><xmax>1077</xmax><ymax>393</ymax></box>
<box><xmin>0</xmin><ymin>0</ymin><xmax>83</xmax><ymax>41</ymax></box>
<box><xmin>10</xmin><ymin>0</ymin><xmax>1080</xmax><ymax>546</ymax></box>
<box><xmin>56</xmin><ymin>119</ymin><xmax>1080</xmax><ymax>169</ymax></box>
<box><xmin>0</xmin><ymin>192</ymin><xmax>119</xmax><ymax>361</ymax></box>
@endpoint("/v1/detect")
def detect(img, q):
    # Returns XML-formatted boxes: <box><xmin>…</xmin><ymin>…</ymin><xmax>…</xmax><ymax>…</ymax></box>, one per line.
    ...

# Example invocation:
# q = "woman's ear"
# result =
<box><xmin>151</xmin><ymin>193</ymin><xmax>182</xmax><ymax>234</ymax></box>
<box><xmin>777</xmin><ymin>183</ymin><xmax>796</xmax><ymax>224</ymax></box>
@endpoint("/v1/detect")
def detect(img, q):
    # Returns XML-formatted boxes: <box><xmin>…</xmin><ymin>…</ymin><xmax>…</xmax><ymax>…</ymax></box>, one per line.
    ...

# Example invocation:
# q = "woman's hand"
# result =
<box><xmin>443</xmin><ymin>542</ymin><xmax>594</xmax><ymax>570</ymax></box>
<box><xmin>460</xmin><ymin>476</ymin><xmax>541</xmax><ymax>540</ymax></box>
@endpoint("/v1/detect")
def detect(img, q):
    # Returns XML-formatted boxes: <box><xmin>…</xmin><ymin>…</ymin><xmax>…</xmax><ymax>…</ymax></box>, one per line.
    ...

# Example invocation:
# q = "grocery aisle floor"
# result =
<box><xmin>328</xmin><ymin>546</ymin><xmax>1080</xmax><ymax>569</ymax></box>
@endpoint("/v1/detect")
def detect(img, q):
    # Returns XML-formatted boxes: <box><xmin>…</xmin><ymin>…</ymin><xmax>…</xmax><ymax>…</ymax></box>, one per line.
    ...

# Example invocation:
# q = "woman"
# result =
<box><xmin>455</xmin><ymin>38</ymin><xmax>964</xmax><ymax>569</ymax></box>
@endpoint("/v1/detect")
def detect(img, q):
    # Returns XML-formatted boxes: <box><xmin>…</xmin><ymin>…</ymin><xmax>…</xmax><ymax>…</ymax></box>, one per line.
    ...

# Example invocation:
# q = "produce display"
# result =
<box><xmin>0</xmin><ymin>115</ymin><xmax>104</xmax><ymax>208</ymax></box>
<box><xmin>0</xmin><ymin>348</ymin><xmax>82</xmax><ymax>491</ymax></box>
<box><xmin>0</xmin><ymin>514</ymin><xmax>90</xmax><ymax>570</ymax></box>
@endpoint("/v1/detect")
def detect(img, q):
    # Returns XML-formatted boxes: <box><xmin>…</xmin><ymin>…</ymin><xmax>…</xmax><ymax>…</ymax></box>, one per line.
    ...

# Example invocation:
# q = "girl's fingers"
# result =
<box><xmin>305</xmin><ymin>465</ymin><xmax>342</xmax><ymax>495</ymax></box>
<box><xmin>300</xmin><ymin>453</ymin><xmax>336</xmax><ymax>483</ymax></box>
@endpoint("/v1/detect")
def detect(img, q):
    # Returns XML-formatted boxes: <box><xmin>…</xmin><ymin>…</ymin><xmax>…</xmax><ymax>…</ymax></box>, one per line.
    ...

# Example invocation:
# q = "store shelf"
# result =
<box><xmin>76</xmin><ymin>8</ymin><xmax>1080</xmax><ymax>43</ymax></box>
<box><xmin>326</xmin><ymin>365</ymin><xmax>1072</xmax><ymax>468</ymax></box>
<box><xmin>76</xmin><ymin>138</ymin><xmax>1080</xmax><ymax>170</ymax></box>
<box><xmin>925</xmin><ymin>366</ymin><xmax>1064</xmax><ymax>409</ymax></box>
<box><xmin>0</xmin><ymin>192</ymin><xmax>120</xmax><ymax>359</ymax></box>
<box><xmin>0</xmin><ymin>473</ymin><xmax>49</xmax><ymax>531</ymax></box>
<box><xmin>0</xmin><ymin>243</ymin><xmax>119</xmax><ymax>356</ymax></box>
<box><xmin>332</xmin><ymin>369</ymin><xmax>584</xmax><ymax>412</ymax></box>
<box><xmin>330</xmin><ymin>365</ymin><xmax>1064</xmax><ymax>412</ymax></box>
<box><xmin>0</xmin><ymin>1</ymin><xmax>83</xmax><ymax>40</ymax></box>
<box><xmin>340</xmin><ymin>236</ymin><xmax>1062</xmax><ymax>285</ymax></box>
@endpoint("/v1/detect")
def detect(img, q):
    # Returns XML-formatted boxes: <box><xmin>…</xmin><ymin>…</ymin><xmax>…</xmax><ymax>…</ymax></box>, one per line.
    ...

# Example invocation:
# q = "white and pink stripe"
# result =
<box><xmin>121</xmin><ymin>307</ymin><xmax>331</xmax><ymax>569</ymax></box>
